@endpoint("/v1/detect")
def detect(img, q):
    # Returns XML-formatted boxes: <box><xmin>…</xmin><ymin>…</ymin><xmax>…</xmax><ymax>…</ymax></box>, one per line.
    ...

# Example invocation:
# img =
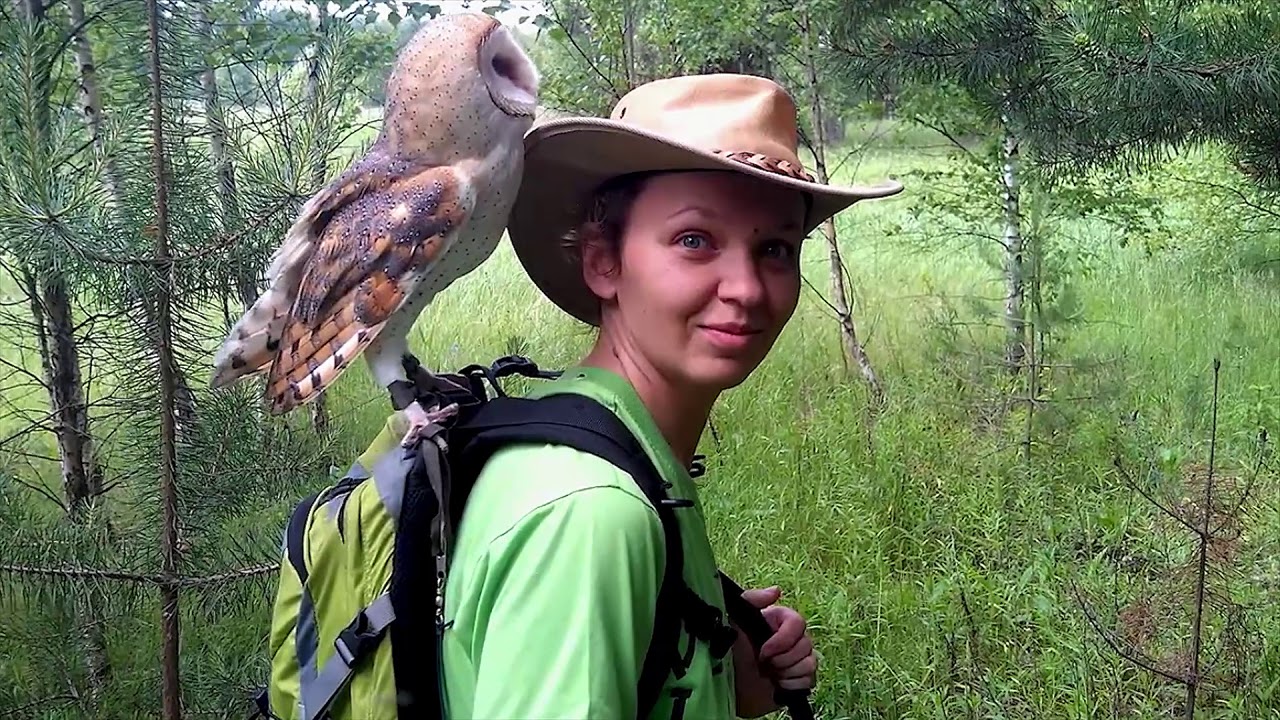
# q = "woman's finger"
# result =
<box><xmin>776</xmin><ymin>654</ymin><xmax>818</xmax><ymax>689</ymax></box>
<box><xmin>759</xmin><ymin>607</ymin><xmax>806</xmax><ymax>659</ymax></box>
<box><xmin>767</xmin><ymin>633</ymin><xmax>813</xmax><ymax>671</ymax></box>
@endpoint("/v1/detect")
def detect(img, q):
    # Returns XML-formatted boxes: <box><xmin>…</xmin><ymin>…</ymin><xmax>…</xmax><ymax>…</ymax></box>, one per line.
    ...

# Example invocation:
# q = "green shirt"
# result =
<box><xmin>440</xmin><ymin>365</ymin><xmax>737</xmax><ymax>719</ymax></box>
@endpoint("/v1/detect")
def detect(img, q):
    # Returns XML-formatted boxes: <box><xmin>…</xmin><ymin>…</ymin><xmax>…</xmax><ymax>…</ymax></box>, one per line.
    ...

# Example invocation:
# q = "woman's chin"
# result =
<box><xmin>684</xmin><ymin>356</ymin><xmax>763</xmax><ymax>392</ymax></box>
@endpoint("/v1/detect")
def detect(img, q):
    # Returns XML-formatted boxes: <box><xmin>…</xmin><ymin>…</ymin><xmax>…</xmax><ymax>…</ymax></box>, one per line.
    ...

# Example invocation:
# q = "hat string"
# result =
<box><xmin>711</xmin><ymin>150</ymin><xmax>816</xmax><ymax>184</ymax></box>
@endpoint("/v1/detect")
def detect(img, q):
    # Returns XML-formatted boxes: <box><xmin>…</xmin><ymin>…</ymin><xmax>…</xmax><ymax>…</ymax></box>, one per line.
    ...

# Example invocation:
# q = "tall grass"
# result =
<box><xmin>308</xmin><ymin>133</ymin><xmax>1280</xmax><ymax>717</ymax></box>
<box><xmin>2</xmin><ymin>126</ymin><xmax>1278</xmax><ymax>717</ymax></box>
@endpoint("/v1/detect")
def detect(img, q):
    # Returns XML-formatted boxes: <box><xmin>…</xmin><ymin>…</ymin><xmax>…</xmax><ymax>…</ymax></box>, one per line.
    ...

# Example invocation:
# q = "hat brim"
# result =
<box><xmin>507</xmin><ymin>117</ymin><xmax>905</xmax><ymax>327</ymax></box>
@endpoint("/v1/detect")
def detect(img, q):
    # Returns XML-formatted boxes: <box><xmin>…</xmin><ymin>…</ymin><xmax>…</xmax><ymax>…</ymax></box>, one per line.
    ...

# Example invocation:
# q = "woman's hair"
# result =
<box><xmin>559</xmin><ymin>171</ymin><xmax>656</xmax><ymax>275</ymax></box>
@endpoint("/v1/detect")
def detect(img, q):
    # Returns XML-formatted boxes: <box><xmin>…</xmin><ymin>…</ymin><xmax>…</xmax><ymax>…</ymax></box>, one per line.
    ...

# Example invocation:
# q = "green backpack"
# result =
<box><xmin>249</xmin><ymin>354</ymin><xmax>812</xmax><ymax>720</ymax></box>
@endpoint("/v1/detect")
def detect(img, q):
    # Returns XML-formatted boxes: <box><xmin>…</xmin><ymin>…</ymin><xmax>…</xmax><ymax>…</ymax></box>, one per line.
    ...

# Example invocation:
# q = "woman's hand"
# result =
<box><xmin>731</xmin><ymin>585</ymin><xmax>818</xmax><ymax>718</ymax></box>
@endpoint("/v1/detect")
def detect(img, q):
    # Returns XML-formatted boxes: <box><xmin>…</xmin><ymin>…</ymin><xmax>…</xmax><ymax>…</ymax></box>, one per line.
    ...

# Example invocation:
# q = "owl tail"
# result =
<box><xmin>208</xmin><ymin>285</ymin><xmax>294</xmax><ymax>390</ymax></box>
<box><xmin>262</xmin><ymin>303</ymin><xmax>385</xmax><ymax>415</ymax></box>
<box><xmin>209</xmin><ymin>204</ymin><xmax>322</xmax><ymax>390</ymax></box>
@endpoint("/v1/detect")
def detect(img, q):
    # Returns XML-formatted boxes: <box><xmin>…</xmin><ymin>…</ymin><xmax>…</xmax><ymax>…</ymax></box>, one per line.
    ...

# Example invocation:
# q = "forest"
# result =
<box><xmin>0</xmin><ymin>0</ymin><xmax>1277</xmax><ymax>718</ymax></box>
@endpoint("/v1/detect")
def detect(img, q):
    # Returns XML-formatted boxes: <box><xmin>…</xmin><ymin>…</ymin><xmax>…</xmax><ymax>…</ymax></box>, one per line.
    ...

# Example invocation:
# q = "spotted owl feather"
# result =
<box><xmin>209</xmin><ymin>159</ymin><xmax>471</xmax><ymax>413</ymax></box>
<box><xmin>262</xmin><ymin>164</ymin><xmax>470</xmax><ymax>413</ymax></box>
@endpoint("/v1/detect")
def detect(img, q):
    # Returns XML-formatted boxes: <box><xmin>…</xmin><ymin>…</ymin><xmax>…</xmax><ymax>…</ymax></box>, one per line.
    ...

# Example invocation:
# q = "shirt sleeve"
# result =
<box><xmin>460</xmin><ymin>458</ymin><xmax>666</xmax><ymax>719</ymax></box>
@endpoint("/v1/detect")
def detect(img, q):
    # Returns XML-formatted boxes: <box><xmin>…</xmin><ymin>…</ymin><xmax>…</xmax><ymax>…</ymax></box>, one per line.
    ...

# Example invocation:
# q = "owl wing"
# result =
<box><xmin>262</xmin><ymin>163</ymin><xmax>474</xmax><ymax>414</ymax></box>
<box><xmin>209</xmin><ymin>146</ymin><xmax>427</xmax><ymax>390</ymax></box>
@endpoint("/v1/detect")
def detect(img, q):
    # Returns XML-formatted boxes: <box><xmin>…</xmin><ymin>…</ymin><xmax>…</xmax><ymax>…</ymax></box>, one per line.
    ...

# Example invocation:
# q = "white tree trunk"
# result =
<box><xmin>11</xmin><ymin>0</ymin><xmax>39</xmax><ymax>20</ymax></box>
<box><xmin>67</xmin><ymin>0</ymin><xmax>123</xmax><ymax>202</ymax></box>
<box><xmin>197</xmin><ymin>6</ymin><xmax>256</xmax><ymax>312</ymax></box>
<box><xmin>1000</xmin><ymin>116</ymin><xmax>1026</xmax><ymax>374</ymax></box>
<box><xmin>17</xmin><ymin>1</ymin><xmax>112</xmax><ymax>705</ymax></box>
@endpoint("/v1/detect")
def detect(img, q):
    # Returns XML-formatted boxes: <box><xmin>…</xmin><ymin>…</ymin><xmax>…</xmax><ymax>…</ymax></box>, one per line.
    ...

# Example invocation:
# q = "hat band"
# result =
<box><xmin>712</xmin><ymin>149</ymin><xmax>816</xmax><ymax>183</ymax></box>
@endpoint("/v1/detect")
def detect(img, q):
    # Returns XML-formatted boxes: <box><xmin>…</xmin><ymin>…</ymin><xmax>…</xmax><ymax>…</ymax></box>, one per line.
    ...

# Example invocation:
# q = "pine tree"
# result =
<box><xmin>0</xmin><ymin>0</ymin><xmax>380</xmax><ymax>714</ymax></box>
<box><xmin>1025</xmin><ymin>2</ymin><xmax>1280</xmax><ymax>188</ymax></box>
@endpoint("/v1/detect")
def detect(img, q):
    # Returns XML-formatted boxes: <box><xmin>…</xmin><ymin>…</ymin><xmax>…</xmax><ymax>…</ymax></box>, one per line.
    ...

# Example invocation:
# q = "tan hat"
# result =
<box><xmin>507</xmin><ymin>73</ymin><xmax>905</xmax><ymax>326</ymax></box>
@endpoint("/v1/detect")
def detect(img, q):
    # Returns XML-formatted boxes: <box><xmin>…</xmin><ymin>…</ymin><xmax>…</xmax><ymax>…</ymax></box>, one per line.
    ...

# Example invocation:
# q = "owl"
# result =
<box><xmin>209</xmin><ymin>12</ymin><xmax>540</xmax><ymax>446</ymax></box>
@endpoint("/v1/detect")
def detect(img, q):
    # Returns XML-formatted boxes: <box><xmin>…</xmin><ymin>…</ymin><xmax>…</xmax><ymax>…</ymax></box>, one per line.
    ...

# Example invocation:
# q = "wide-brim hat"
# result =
<box><xmin>508</xmin><ymin>73</ymin><xmax>905</xmax><ymax>326</ymax></box>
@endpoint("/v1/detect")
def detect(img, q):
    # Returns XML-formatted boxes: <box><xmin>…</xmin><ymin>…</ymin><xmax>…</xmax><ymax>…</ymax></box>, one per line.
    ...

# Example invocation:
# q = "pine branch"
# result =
<box><xmin>0</xmin><ymin>563</ymin><xmax>162</xmax><ymax>584</ymax></box>
<box><xmin>0</xmin><ymin>693</ymin><xmax>79</xmax><ymax>718</ymax></box>
<box><xmin>0</xmin><ymin>562</ymin><xmax>277</xmax><ymax>588</ymax></box>
<box><xmin>182</xmin><ymin>563</ymin><xmax>277</xmax><ymax>587</ymax></box>
<box><xmin>49</xmin><ymin>197</ymin><xmax>292</xmax><ymax>267</ymax></box>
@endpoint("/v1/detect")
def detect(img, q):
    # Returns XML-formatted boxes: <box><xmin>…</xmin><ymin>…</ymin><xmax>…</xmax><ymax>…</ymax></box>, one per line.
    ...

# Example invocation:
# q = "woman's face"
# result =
<box><xmin>582</xmin><ymin>170</ymin><xmax>809</xmax><ymax>394</ymax></box>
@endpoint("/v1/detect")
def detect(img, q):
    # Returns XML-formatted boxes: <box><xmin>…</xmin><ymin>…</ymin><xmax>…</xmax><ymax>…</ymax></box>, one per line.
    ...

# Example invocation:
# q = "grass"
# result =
<box><xmin>2</xmin><ymin>122</ymin><xmax>1280</xmax><ymax>718</ymax></box>
<box><xmin>300</xmin><ymin>131</ymin><xmax>1280</xmax><ymax>717</ymax></box>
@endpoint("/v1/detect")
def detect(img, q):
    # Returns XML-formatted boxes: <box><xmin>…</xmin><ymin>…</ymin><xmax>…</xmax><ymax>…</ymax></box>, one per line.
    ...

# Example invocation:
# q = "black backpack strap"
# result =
<box><xmin>382</xmin><ymin>354</ymin><xmax>501</xmax><ymax>717</ymax></box>
<box><xmin>718</xmin><ymin>573</ymin><xmax>816</xmax><ymax>720</ymax></box>
<box><xmin>387</xmin><ymin>430</ymin><xmax>450</xmax><ymax>716</ymax></box>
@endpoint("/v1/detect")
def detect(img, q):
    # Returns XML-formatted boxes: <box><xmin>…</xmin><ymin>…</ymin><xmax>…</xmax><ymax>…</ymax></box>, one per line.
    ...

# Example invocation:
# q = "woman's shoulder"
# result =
<box><xmin>455</xmin><ymin>441</ymin><xmax>662</xmax><ymax>552</ymax></box>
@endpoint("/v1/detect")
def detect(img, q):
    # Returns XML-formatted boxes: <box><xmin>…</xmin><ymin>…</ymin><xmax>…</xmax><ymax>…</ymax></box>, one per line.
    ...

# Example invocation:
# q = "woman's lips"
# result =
<box><xmin>698</xmin><ymin>323</ymin><xmax>761</xmax><ymax>351</ymax></box>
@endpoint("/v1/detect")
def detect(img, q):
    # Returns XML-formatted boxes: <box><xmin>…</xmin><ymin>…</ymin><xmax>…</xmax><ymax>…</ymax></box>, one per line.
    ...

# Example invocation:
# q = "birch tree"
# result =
<box><xmin>0</xmin><ymin>4</ymin><xmax>114</xmax><ymax>709</ymax></box>
<box><xmin>828</xmin><ymin>0</ymin><xmax>1052</xmax><ymax>377</ymax></box>
<box><xmin>781</xmin><ymin>1</ymin><xmax>885</xmax><ymax>396</ymax></box>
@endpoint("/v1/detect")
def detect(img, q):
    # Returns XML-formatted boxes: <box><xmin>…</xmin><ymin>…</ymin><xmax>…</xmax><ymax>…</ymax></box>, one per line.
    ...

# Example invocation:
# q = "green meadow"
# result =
<box><xmin>2</xmin><ymin>120</ymin><xmax>1279</xmax><ymax>718</ymax></box>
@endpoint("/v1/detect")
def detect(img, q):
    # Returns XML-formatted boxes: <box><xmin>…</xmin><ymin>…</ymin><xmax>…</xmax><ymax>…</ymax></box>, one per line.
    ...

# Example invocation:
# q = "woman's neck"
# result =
<box><xmin>580</xmin><ymin>330</ymin><xmax>715</xmax><ymax>468</ymax></box>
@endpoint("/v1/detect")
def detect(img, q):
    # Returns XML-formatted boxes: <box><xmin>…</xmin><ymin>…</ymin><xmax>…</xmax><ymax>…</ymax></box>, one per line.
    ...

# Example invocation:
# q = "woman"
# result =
<box><xmin>439</xmin><ymin>73</ymin><xmax>903</xmax><ymax>719</ymax></box>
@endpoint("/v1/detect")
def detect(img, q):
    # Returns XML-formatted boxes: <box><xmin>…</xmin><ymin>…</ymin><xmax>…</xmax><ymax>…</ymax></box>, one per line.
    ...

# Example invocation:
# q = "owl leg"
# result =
<box><xmin>366</xmin><ymin>335</ymin><xmax>457</xmax><ymax>447</ymax></box>
<box><xmin>399</xmin><ymin>398</ymin><xmax>459</xmax><ymax>448</ymax></box>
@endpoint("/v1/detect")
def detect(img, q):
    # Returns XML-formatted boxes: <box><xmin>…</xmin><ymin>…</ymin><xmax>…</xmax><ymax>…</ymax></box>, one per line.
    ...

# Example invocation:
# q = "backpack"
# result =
<box><xmin>249</xmin><ymin>353</ymin><xmax>813</xmax><ymax>720</ymax></box>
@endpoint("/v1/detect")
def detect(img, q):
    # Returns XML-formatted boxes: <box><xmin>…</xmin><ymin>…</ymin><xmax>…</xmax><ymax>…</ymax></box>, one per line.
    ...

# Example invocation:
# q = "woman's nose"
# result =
<box><xmin>716</xmin><ymin>251</ymin><xmax>766</xmax><ymax>307</ymax></box>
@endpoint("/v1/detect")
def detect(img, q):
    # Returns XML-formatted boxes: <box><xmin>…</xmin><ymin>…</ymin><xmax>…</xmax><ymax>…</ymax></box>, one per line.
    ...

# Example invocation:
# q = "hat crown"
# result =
<box><xmin>607</xmin><ymin>74</ymin><xmax>804</xmax><ymax>171</ymax></box>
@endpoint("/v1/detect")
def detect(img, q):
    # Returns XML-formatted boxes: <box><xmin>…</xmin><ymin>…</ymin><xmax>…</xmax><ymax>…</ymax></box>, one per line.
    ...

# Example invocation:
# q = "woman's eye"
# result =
<box><xmin>762</xmin><ymin>240</ymin><xmax>796</xmax><ymax>261</ymax></box>
<box><xmin>677</xmin><ymin>233</ymin><xmax>707</xmax><ymax>250</ymax></box>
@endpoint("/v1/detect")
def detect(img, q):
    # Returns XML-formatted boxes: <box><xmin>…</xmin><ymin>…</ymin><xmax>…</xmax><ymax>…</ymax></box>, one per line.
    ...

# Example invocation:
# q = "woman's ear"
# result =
<box><xmin>580</xmin><ymin>234</ymin><xmax>620</xmax><ymax>303</ymax></box>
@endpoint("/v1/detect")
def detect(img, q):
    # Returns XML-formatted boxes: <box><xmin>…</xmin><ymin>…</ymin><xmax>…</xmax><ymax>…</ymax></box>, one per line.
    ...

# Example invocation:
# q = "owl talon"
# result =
<box><xmin>400</xmin><ymin>400</ymin><xmax>459</xmax><ymax>448</ymax></box>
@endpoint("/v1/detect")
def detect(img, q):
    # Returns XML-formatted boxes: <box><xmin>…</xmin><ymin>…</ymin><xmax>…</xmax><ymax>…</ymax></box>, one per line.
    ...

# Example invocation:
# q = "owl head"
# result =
<box><xmin>381</xmin><ymin>12</ymin><xmax>540</xmax><ymax>155</ymax></box>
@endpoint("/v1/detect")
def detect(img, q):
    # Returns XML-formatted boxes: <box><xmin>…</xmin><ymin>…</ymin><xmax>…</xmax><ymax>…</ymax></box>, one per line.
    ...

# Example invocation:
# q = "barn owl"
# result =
<box><xmin>209</xmin><ymin>12</ymin><xmax>539</xmax><ymax>447</ymax></box>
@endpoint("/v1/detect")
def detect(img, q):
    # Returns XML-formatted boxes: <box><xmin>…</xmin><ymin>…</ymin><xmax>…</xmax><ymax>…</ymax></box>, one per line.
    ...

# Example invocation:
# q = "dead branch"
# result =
<box><xmin>1072</xmin><ymin>581</ymin><xmax>1191</xmax><ymax>686</ymax></box>
<box><xmin>0</xmin><ymin>563</ymin><xmax>162</xmax><ymax>584</ymax></box>
<box><xmin>0</xmin><ymin>693</ymin><xmax>79</xmax><ymax>718</ymax></box>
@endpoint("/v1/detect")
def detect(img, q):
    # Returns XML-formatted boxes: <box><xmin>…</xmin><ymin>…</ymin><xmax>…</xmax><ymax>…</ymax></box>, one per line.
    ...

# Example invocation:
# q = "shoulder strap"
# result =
<box><xmin>448</xmin><ymin>393</ymin><xmax>690</xmax><ymax>720</ymax></box>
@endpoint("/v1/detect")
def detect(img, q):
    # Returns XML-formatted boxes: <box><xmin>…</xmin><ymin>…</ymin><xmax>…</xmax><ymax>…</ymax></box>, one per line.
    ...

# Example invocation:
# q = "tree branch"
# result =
<box><xmin>9</xmin><ymin>475</ymin><xmax>67</xmax><ymax>512</ymax></box>
<box><xmin>0</xmin><ymin>563</ymin><xmax>161</xmax><ymax>584</ymax></box>
<box><xmin>1072</xmin><ymin>581</ymin><xmax>1192</xmax><ymax>686</ymax></box>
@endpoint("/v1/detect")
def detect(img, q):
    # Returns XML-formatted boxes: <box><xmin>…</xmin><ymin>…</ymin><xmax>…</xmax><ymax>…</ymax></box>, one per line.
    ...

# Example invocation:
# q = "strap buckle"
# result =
<box><xmin>689</xmin><ymin>454</ymin><xmax>707</xmax><ymax>478</ymax></box>
<box><xmin>489</xmin><ymin>354</ymin><xmax>540</xmax><ymax>379</ymax></box>
<box><xmin>247</xmin><ymin>687</ymin><xmax>280</xmax><ymax>719</ymax></box>
<box><xmin>678</xmin><ymin>586</ymin><xmax>738</xmax><ymax>660</ymax></box>
<box><xmin>334</xmin><ymin>607</ymin><xmax>390</xmax><ymax>667</ymax></box>
<box><xmin>454</xmin><ymin>355</ymin><xmax>563</xmax><ymax>399</ymax></box>
<box><xmin>393</xmin><ymin>354</ymin><xmax>487</xmax><ymax>412</ymax></box>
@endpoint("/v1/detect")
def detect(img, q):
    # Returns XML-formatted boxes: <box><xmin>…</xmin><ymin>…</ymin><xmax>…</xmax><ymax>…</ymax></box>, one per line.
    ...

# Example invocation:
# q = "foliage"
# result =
<box><xmin>0</xmin><ymin>0</ymin><xmax>1278</xmax><ymax>718</ymax></box>
<box><xmin>0</xmin><ymin>0</ymin><xmax>387</xmax><ymax>715</ymax></box>
<box><xmin>1028</xmin><ymin>1</ymin><xmax>1280</xmax><ymax>187</ymax></box>
<box><xmin>529</xmin><ymin>0</ymin><xmax>779</xmax><ymax>114</ymax></box>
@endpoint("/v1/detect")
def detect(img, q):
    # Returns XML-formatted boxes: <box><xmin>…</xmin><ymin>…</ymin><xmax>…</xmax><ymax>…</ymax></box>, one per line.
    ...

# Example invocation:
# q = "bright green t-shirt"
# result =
<box><xmin>440</xmin><ymin>365</ymin><xmax>738</xmax><ymax>719</ymax></box>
